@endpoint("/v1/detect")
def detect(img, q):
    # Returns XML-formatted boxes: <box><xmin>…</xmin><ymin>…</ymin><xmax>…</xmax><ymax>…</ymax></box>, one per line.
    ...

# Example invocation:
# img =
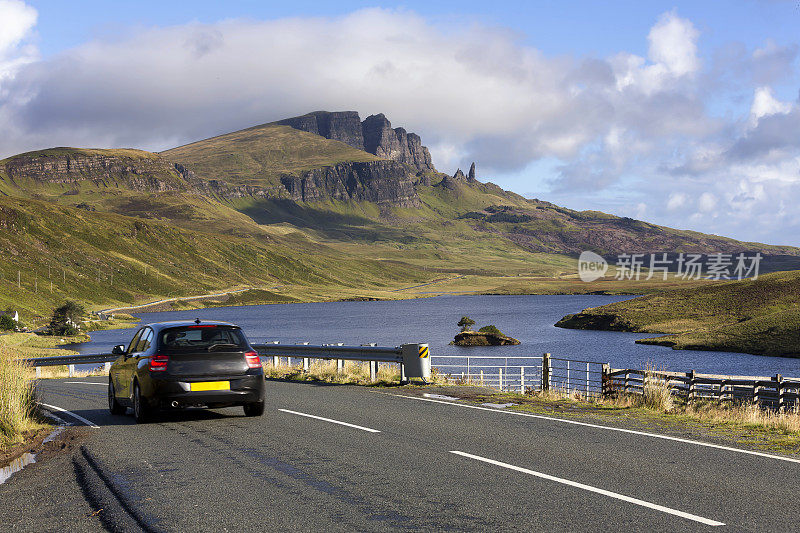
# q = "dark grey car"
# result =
<box><xmin>108</xmin><ymin>320</ymin><xmax>266</xmax><ymax>423</ymax></box>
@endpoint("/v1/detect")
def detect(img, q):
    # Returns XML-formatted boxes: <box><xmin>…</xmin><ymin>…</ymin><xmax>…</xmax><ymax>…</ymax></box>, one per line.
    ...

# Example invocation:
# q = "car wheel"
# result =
<box><xmin>108</xmin><ymin>379</ymin><xmax>126</xmax><ymax>415</ymax></box>
<box><xmin>133</xmin><ymin>383</ymin><xmax>151</xmax><ymax>423</ymax></box>
<box><xmin>243</xmin><ymin>401</ymin><xmax>265</xmax><ymax>417</ymax></box>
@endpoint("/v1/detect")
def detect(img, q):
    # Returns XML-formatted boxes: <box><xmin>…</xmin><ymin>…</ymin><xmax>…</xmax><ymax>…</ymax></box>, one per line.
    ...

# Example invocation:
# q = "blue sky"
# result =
<box><xmin>2</xmin><ymin>1</ymin><xmax>800</xmax><ymax>245</ymax></box>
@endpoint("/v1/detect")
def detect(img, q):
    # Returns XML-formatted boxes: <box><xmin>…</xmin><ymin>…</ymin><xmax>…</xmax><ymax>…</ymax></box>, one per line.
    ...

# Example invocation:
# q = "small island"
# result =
<box><xmin>450</xmin><ymin>317</ymin><xmax>520</xmax><ymax>346</ymax></box>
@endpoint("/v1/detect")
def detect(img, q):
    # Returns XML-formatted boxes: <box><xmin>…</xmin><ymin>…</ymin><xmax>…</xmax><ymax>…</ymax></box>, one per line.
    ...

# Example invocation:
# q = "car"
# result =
<box><xmin>107</xmin><ymin>320</ymin><xmax>265</xmax><ymax>423</ymax></box>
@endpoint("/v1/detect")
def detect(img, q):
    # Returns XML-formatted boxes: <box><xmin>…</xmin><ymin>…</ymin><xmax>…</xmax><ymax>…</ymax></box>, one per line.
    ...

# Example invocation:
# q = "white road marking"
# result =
<box><xmin>39</xmin><ymin>403</ymin><xmax>100</xmax><ymax>429</ymax></box>
<box><xmin>386</xmin><ymin>393</ymin><xmax>800</xmax><ymax>464</ymax></box>
<box><xmin>450</xmin><ymin>451</ymin><xmax>725</xmax><ymax>527</ymax></box>
<box><xmin>63</xmin><ymin>381</ymin><xmax>107</xmax><ymax>386</ymax></box>
<box><xmin>278</xmin><ymin>409</ymin><xmax>380</xmax><ymax>433</ymax></box>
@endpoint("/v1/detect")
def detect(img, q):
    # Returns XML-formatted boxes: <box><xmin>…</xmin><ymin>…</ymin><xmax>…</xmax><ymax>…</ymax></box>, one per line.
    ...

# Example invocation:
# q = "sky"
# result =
<box><xmin>1</xmin><ymin>0</ymin><xmax>799</xmax><ymax>245</ymax></box>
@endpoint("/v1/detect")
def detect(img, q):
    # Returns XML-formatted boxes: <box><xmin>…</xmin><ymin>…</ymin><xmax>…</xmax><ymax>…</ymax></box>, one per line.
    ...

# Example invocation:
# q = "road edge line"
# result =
<box><xmin>382</xmin><ymin>392</ymin><xmax>800</xmax><ymax>464</ymax></box>
<box><xmin>450</xmin><ymin>450</ymin><xmax>725</xmax><ymax>527</ymax></box>
<box><xmin>39</xmin><ymin>402</ymin><xmax>100</xmax><ymax>429</ymax></box>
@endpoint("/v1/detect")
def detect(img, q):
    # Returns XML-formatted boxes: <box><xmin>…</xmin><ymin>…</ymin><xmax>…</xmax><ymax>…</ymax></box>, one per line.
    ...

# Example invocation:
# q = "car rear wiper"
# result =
<box><xmin>207</xmin><ymin>343</ymin><xmax>240</xmax><ymax>352</ymax></box>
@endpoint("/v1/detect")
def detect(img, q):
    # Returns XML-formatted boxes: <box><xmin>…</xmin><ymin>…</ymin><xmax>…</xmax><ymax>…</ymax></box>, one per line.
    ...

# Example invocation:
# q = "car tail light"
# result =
<box><xmin>149</xmin><ymin>354</ymin><xmax>169</xmax><ymax>372</ymax></box>
<box><xmin>244</xmin><ymin>351</ymin><xmax>261</xmax><ymax>369</ymax></box>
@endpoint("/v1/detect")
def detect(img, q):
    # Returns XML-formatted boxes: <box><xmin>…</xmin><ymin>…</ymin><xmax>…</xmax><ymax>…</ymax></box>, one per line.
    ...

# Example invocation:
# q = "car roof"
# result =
<box><xmin>139</xmin><ymin>320</ymin><xmax>240</xmax><ymax>331</ymax></box>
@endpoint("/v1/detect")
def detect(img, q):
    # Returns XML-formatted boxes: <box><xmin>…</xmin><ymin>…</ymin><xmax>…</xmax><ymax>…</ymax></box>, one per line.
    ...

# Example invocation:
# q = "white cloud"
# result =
<box><xmin>666</xmin><ymin>192</ymin><xmax>687</xmax><ymax>210</ymax></box>
<box><xmin>697</xmin><ymin>192</ymin><xmax>718</xmax><ymax>213</ymax></box>
<box><xmin>647</xmin><ymin>11</ymin><xmax>700</xmax><ymax>77</ymax></box>
<box><xmin>0</xmin><ymin>0</ymin><xmax>37</xmax><ymax>86</ymax></box>
<box><xmin>749</xmin><ymin>86</ymin><xmax>793</xmax><ymax>123</ymax></box>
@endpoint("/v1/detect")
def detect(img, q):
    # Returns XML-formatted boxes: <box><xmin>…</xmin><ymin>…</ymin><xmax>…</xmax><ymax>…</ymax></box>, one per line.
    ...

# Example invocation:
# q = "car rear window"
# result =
<box><xmin>159</xmin><ymin>326</ymin><xmax>248</xmax><ymax>352</ymax></box>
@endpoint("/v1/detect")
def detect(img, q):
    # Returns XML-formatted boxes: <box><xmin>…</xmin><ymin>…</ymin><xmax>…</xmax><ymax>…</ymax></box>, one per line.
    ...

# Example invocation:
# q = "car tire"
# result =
<box><xmin>243</xmin><ymin>401</ymin><xmax>265</xmax><ymax>417</ymax></box>
<box><xmin>108</xmin><ymin>379</ymin><xmax>126</xmax><ymax>415</ymax></box>
<box><xmin>133</xmin><ymin>382</ymin><xmax>151</xmax><ymax>423</ymax></box>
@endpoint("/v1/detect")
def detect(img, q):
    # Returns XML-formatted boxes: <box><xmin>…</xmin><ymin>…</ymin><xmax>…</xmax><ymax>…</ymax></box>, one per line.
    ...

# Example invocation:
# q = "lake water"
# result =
<box><xmin>66</xmin><ymin>295</ymin><xmax>800</xmax><ymax>378</ymax></box>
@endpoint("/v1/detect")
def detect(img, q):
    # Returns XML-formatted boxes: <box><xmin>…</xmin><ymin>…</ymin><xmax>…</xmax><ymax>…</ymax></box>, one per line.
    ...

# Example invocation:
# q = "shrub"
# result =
<box><xmin>49</xmin><ymin>300</ymin><xmax>85</xmax><ymax>335</ymax></box>
<box><xmin>478</xmin><ymin>325</ymin><xmax>505</xmax><ymax>336</ymax></box>
<box><xmin>0</xmin><ymin>314</ymin><xmax>17</xmax><ymax>331</ymax></box>
<box><xmin>457</xmin><ymin>316</ymin><xmax>476</xmax><ymax>332</ymax></box>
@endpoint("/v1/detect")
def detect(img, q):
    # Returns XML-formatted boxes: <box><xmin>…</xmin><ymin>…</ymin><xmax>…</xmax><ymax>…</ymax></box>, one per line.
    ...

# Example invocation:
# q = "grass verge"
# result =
<box><xmin>0</xmin><ymin>343</ymin><xmax>44</xmax><ymax>447</ymax></box>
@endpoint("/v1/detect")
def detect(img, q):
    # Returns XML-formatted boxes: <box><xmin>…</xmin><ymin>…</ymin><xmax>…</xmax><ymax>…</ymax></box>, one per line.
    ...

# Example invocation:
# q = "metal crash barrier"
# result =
<box><xmin>22</xmin><ymin>342</ymin><xmax>431</xmax><ymax>382</ymax></box>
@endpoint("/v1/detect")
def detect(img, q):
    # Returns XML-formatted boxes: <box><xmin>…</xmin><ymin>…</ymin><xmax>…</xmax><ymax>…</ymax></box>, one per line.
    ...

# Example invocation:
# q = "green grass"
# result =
<box><xmin>556</xmin><ymin>270</ymin><xmax>800</xmax><ymax>356</ymax></box>
<box><xmin>160</xmin><ymin>123</ymin><xmax>381</xmax><ymax>186</ymax></box>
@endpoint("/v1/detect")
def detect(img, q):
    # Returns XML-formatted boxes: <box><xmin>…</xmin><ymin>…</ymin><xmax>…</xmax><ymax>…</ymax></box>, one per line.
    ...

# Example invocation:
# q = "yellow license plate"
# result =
<box><xmin>190</xmin><ymin>381</ymin><xmax>230</xmax><ymax>392</ymax></box>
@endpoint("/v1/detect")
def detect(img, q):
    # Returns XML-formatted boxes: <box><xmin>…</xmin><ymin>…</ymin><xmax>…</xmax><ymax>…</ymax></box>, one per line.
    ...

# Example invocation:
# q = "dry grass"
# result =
<box><xmin>684</xmin><ymin>401</ymin><xmax>800</xmax><ymax>434</ymax></box>
<box><xmin>0</xmin><ymin>344</ymin><xmax>41</xmax><ymax>447</ymax></box>
<box><xmin>263</xmin><ymin>359</ymin><xmax>449</xmax><ymax>386</ymax></box>
<box><xmin>28</xmin><ymin>366</ymin><xmax>108</xmax><ymax>380</ymax></box>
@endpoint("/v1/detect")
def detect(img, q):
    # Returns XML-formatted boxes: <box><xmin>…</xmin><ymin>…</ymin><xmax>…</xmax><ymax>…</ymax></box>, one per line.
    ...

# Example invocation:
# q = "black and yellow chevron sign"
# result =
<box><xmin>418</xmin><ymin>345</ymin><xmax>429</xmax><ymax>359</ymax></box>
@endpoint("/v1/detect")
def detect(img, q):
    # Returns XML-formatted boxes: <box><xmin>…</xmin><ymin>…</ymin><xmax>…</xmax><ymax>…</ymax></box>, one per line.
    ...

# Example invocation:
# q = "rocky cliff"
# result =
<box><xmin>362</xmin><ymin>114</ymin><xmax>434</xmax><ymax>173</ymax></box>
<box><xmin>280</xmin><ymin>160</ymin><xmax>419</xmax><ymax>207</ymax></box>
<box><xmin>2</xmin><ymin>149</ymin><xmax>188</xmax><ymax>192</ymax></box>
<box><xmin>277</xmin><ymin>111</ymin><xmax>365</xmax><ymax>152</ymax></box>
<box><xmin>278</xmin><ymin>111</ymin><xmax>435</xmax><ymax>173</ymax></box>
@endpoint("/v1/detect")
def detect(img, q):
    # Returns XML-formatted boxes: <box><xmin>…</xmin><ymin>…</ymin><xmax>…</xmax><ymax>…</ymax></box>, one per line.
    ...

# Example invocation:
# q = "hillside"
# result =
<box><xmin>555</xmin><ymin>270</ymin><xmax>800</xmax><ymax>357</ymax></box>
<box><xmin>160</xmin><ymin>122</ymin><xmax>382</xmax><ymax>188</ymax></box>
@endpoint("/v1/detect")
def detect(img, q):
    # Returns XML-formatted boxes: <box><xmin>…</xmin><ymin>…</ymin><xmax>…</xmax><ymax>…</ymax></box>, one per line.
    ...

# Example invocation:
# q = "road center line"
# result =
<box><xmin>39</xmin><ymin>403</ymin><xmax>100</xmax><ymax>429</ymax></box>
<box><xmin>450</xmin><ymin>451</ymin><xmax>725</xmax><ymax>527</ymax></box>
<box><xmin>384</xmin><ymin>393</ymin><xmax>800</xmax><ymax>464</ymax></box>
<box><xmin>278</xmin><ymin>409</ymin><xmax>380</xmax><ymax>433</ymax></box>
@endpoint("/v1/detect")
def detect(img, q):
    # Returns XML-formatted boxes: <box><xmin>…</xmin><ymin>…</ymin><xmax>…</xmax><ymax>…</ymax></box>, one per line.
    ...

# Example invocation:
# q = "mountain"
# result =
<box><xmin>2</xmin><ymin>110</ymin><xmax>800</xmax><ymax>317</ymax></box>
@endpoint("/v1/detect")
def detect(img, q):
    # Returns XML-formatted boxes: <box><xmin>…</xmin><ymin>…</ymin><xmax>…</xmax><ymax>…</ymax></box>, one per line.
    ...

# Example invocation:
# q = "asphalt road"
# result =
<box><xmin>3</xmin><ymin>378</ymin><xmax>800</xmax><ymax>532</ymax></box>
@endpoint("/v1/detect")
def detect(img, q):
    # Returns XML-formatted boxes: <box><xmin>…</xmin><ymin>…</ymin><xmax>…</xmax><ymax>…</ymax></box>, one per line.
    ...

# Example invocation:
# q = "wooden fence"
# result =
<box><xmin>603</xmin><ymin>368</ymin><xmax>800</xmax><ymax>410</ymax></box>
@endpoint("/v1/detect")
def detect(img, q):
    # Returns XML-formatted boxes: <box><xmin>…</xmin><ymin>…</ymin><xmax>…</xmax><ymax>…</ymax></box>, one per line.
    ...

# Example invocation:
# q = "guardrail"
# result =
<box><xmin>21</xmin><ymin>341</ymin><xmax>431</xmax><ymax>382</ymax></box>
<box><xmin>253</xmin><ymin>342</ymin><xmax>430</xmax><ymax>381</ymax></box>
<box><xmin>605</xmin><ymin>368</ymin><xmax>800</xmax><ymax>410</ymax></box>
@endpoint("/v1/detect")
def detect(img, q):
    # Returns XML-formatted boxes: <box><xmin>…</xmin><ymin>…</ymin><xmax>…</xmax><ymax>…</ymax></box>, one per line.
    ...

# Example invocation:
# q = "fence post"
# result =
<box><xmin>775</xmin><ymin>374</ymin><xmax>785</xmax><ymax>411</ymax></box>
<box><xmin>541</xmin><ymin>353</ymin><xmax>550</xmax><ymax>392</ymax></box>
<box><xmin>499</xmin><ymin>368</ymin><xmax>503</xmax><ymax>390</ymax></box>
<box><xmin>272</xmin><ymin>356</ymin><xmax>279</xmax><ymax>367</ymax></box>
<box><xmin>566</xmin><ymin>360</ymin><xmax>570</xmax><ymax>392</ymax></box>
<box><xmin>337</xmin><ymin>359</ymin><xmax>344</xmax><ymax>374</ymax></box>
<box><xmin>400</xmin><ymin>363</ymin><xmax>407</xmax><ymax>383</ymax></box>
<box><xmin>480</xmin><ymin>370</ymin><xmax>484</xmax><ymax>386</ymax></box>
<box><xmin>688</xmin><ymin>370</ymin><xmax>696</xmax><ymax>403</ymax></box>
<box><xmin>35</xmin><ymin>366</ymin><xmax>41</xmax><ymax>379</ymax></box>
<box><xmin>601</xmin><ymin>364</ymin><xmax>610</xmax><ymax>397</ymax></box>
<box><xmin>585</xmin><ymin>363</ymin><xmax>590</xmax><ymax>396</ymax></box>
<box><xmin>624</xmin><ymin>370</ymin><xmax>630</xmax><ymax>394</ymax></box>
<box><xmin>303</xmin><ymin>357</ymin><xmax>310</xmax><ymax>371</ymax></box>
<box><xmin>754</xmin><ymin>380</ymin><xmax>761</xmax><ymax>406</ymax></box>
<box><xmin>467</xmin><ymin>357</ymin><xmax>470</xmax><ymax>382</ymax></box>
<box><xmin>520</xmin><ymin>366</ymin><xmax>525</xmax><ymax>394</ymax></box>
<box><xmin>68</xmin><ymin>364</ymin><xmax>74</xmax><ymax>378</ymax></box>
<box><xmin>369</xmin><ymin>361</ymin><xmax>377</xmax><ymax>382</ymax></box>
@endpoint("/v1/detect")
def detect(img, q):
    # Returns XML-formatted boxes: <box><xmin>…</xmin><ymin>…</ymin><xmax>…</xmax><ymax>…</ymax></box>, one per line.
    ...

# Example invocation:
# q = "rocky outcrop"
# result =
<box><xmin>450</xmin><ymin>331</ymin><xmax>521</xmax><ymax>346</ymax></box>
<box><xmin>277</xmin><ymin>111</ymin><xmax>365</xmax><ymax>151</ymax></box>
<box><xmin>362</xmin><ymin>114</ymin><xmax>434</xmax><ymax>173</ymax></box>
<box><xmin>3</xmin><ymin>150</ymin><xmax>187</xmax><ymax>192</ymax></box>
<box><xmin>467</xmin><ymin>162</ymin><xmax>477</xmax><ymax>183</ymax></box>
<box><xmin>280</xmin><ymin>160</ymin><xmax>419</xmax><ymax>207</ymax></box>
<box><xmin>279</xmin><ymin>111</ymin><xmax>435</xmax><ymax>173</ymax></box>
